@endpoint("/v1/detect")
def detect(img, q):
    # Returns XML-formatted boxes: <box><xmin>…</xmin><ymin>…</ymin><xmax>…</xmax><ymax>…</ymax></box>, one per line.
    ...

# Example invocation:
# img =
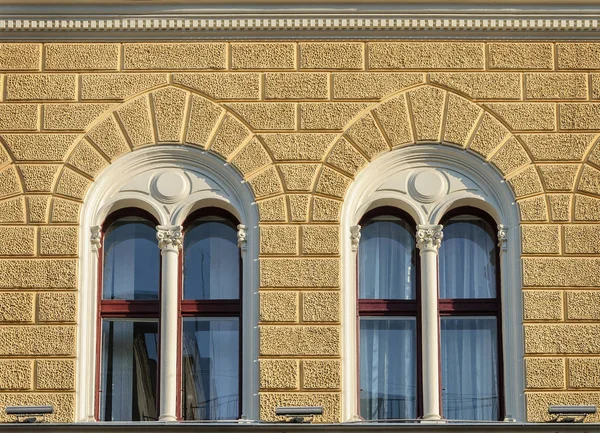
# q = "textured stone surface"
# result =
<box><xmin>369</xmin><ymin>42</ymin><xmax>484</xmax><ymax>69</ymax></box>
<box><xmin>231</xmin><ymin>43</ymin><xmax>295</xmax><ymax>70</ymax></box>
<box><xmin>248</xmin><ymin>166</ymin><xmax>284</xmax><ymax>198</ymax></box>
<box><xmin>0</xmin><ymin>326</ymin><xmax>75</xmax><ymax>355</ymax></box>
<box><xmin>525</xmin><ymin>324</ymin><xmax>600</xmax><ymax>354</ymax></box>
<box><xmin>569</xmin><ymin>358</ymin><xmax>600</xmax><ymax>388</ymax></box>
<box><xmin>521</xmin><ymin>225</ymin><xmax>560</xmax><ymax>255</ymax></box>
<box><xmin>68</xmin><ymin>140</ymin><xmax>108</xmax><ymax>177</ymax></box>
<box><xmin>312</xmin><ymin>197</ymin><xmax>342</xmax><ymax>222</ymax></box>
<box><xmin>538</xmin><ymin>165</ymin><xmax>578</xmax><ymax>191</ymax></box>
<box><xmin>260</xmin><ymin>258</ymin><xmax>339</xmax><ymax>288</ymax></box>
<box><xmin>0</xmin><ymin>227</ymin><xmax>35</xmax><ymax>256</ymax></box>
<box><xmin>38</xmin><ymin>292</ymin><xmax>77</xmax><ymax>323</ymax></box>
<box><xmin>3</xmin><ymin>134</ymin><xmax>76</xmax><ymax>161</ymax></box>
<box><xmin>468</xmin><ymin>113</ymin><xmax>510</xmax><ymax>158</ymax></box>
<box><xmin>260</xmin><ymin>225</ymin><xmax>298</xmax><ymax>255</ymax></box>
<box><xmin>346</xmin><ymin>113</ymin><xmax>391</xmax><ymax>158</ymax></box>
<box><xmin>300</xmin><ymin>42</ymin><xmax>363</xmax><ymax>70</ymax></box>
<box><xmin>260</xmin><ymin>325</ymin><xmax>340</xmax><ymax>355</ymax></box>
<box><xmin>520</xmin><ymin>133</ymin><xmax>594</xmax><ymax>161</ymax></box>
<box><xmin>26</xmin><ymin>196</ymin><xmax>49</xmax><ymax>223</ymax></box>
<box><xmin>18</xmin><ymin>164</ymin><xmax>60</xmax><ymax>192</ymax></box>
<box><xmin>124</xmin><ymin>43</ymin><xmax>226</xmax><ymax>70</ymax></box>
<box><xmin>45</xmin><ymin>43</ymin><xmax>119</xmax><ymax>71</ymax></box>
<box><xmin>567</xmin><ymin>291</ymin><xmax>600</xmax><ymax>320</ymax></box>
<box><xmin>43</xmin><ymin>103</ymin><xmax>113</xmax><ymax>131</ymax></box>
<box><xmin>231</xmin><ymin>137</ymin><xmax>271</xmax><ymax>176</ymax></box>
<box><xmin>261</xmin><ymin>133</ymin><xmax>335</xmax><ymax>161</ymax></box>
<box><xmin>408</xmin><ymin>86</ymin><xmax>445</xmax><ymax>142</ymax></box>
<box><xmin>430</xmin><ymin>73</ymin><xmax>521</xmax><ymax>100</ymax></box>
<box><xmin>5</xmin><ymin>74</ymin><xmax>76</xmax><ymax>100</ymax></box>
<box><xmin>523</xmin><ymin>290</ymin><xmax>563</xmax><ymax>321</ymax></box>
<box><xmin>265</xmin><ymin>73</ymin><xmax>328</xmax><ymax>100</ymax></box>
<box><xmin>302</xmin><ymin>226</ymin><xmax>339</xmax><ymax>255</ymax></box>
<box><xmin>490</xmin><ymin>138</ymin><xmax>531</xmax><ymax>176</ymax></box>
<box><xmin>523</xmin><ymin>257</ymin><xmax>600</xmax><ymax>287</ymax></box>
<box><xmin>81</xmin><ymin>73</ymin><xmax>168</xmax><ymax>100</ymax></box>
<box><xmin>590</xmin><ymin>74</ymin><xmax>600</xmax><ymax>99</ymax></box>
<box><xmin>578</xmin><ymin>165</ymin><xmax>600</xmax><ymax>195</ymax></box>
<box><xmin>527</xmin><ymin>392</ymin><xmax>600</xmax><ymax>422</ymax></box>
<box><xmin>116</xmin><ymin>96</ymin><xmax>155</xmax><ymax>148</ymax></box>
<box><xmin>278</xmin><ymin>164</ymin><xmax>319</xmax><ymax>192</ymax></box>
<box><xmin>443</xmin><ymin>93</ymin><xmax>483</xmax><ymax>147</ymax></box>
<box><xmin>152</xmin><ymin>87</ymin><xmax>187</xmax><ymax>142</ymax></box>
<box><xmin>87</xmin><ymin>115</ymin><xmax>130</xmax><ymax>160</ymax></box>
<box><xmin>51</xmin><ymin>198</ymin><xmax>81</xmax><ymax>223</ymax></box>
<box><xmin>315</xmin><ymin>167</ymin><xmax>351</xmax><ymax>198</ymax></box>
<box><xmin>0</xmin><ymin>104</ymin><xmax>39</xmax><ymax>130</ymax></box>
<box><xmin>489</xmin><ymin>43</ymin><xmax>554</xmax><ymax>69</ymax></box>
<box><xmin>558</xmin><ymin>43</ymin><xmax>600</xmax><ymax>69</ymax></box>
<box><xmin>209</xmin><ymin>115</ymin><xmax>251</xmax><ymax>159</ymax></box>
<box><xmin>507</xmin><ymin>166</ymin><xmax>544</xmax><ymax>197</ymax></box>
<box><xmin>302</xmin><ymin>291</ymin><xmax>340</xmax><ymax>323</ymax></box>
<box><xmin>0</xmin><ymin>44</ymin><xmax>40</xmax><ymax>70</ymax></box>
<box><xmin>39</xmin><ymin>226</ymin><xmax>77</xmax><ymax>256</ymax></box>
<box><xmin>548</xmin><ymin>194</ymin><xmax>571</xmax><ymax>222</ymax></box>
<box><xmin>0</xmin><ymin>259</ymin><xmax>76</xmax><ymax>288</ymax></box>
<box><xmin>574</xmin><ymin>194</ymin><xmax>600</xmax><ymax>221</ymax></box>
<box><xmin>560</xmin><ymin>103</ymin><xmax>600</xmax><ymax>130</ymax></box>
<box><xmin>288</xmin><ymin>195</ymin><xmax>310</xmax><ymax>222</ymax></box>
<box><xmin>333</xmin><ymin>73</ymin><xmax>424</xmax><ymax>99</ymax></box>
<box><xmin>326</xmin><ymin>138</ymin><xmax>367</xmax><ymax>176</ymax></box>
<box><xmin>55</xmin><ymin>168</ymin><xmax>91</xmax><ymax>199</ymax></box>
<box><xmin>174</xmin><ymin>72</ymin><xmax>260</xmax><ymax>100</ymax></box>
<box><xmin>257</xmin><ymin>196</ymin><xmax>287</xmax><ymax>222</ymax></box>
<box><xmin>525</xmin><ymin>358</ymin><xmax>565</xmax><ymax>389</ymax></box>
<box><xmin>260</xmin><ymin>291</ymin><xmax>298</xmax><ymax>322</ymax></box>
<box><xmin>259</xmin><ymin>359</ymin><xmax>299</xmax><ymax>390</ymax></box>
<box><xmin>0</xmin><ymin>166</ymin><xmax>22</xmax><ymax>198</ymax></box>
<box><xmin>227</xmin><ymin>102</ymin><xmax>295</xmax><ymax>130</ymax></box>
<box><xmin>0</xmin><ymin>360</ymin><xmax>32</xmax><ymax>390</ymax></box>
<box><xmin>485</xmin><ymin>103</ymin><xmax>555</xmax><ymax>131</ymax></box>
<box><xmin>526</xmin><ymin>73</ymin><xmax>588</xmax><ymax>100</ymax></box>
<box><xmin>185</xmin><ymin>95</ymin><xmax>224</xmax><ymax>148</ymax></box>
<box><xmin>0</xmin><ymin>197</ymin><xmax>26</xmax><ymax>223</ymax></box>
<box><xmin>519</xmin><ymin>196</ymin><xmax>549</xmax><ymax>222</ymax></box>
<box><xmin>260</xmin><ymin>392</ymin><xmax>340</xmax><ymax>422</ymax></box>
<box><xmin>303</xmin><ymin>360</ymin><xmax>341</xmax><ymax>389</ymax></box>
<box><xmin>36</xmin><ymin>359</ymin><xmax>75</xmax><ymax>390</ymax></box>
<box><xmin>300</xmin><ymin>102</ymin><xmax>369</xmax><ymax>131</ymax></box>
<box><xmin>0</xmin><ymin>293</ymin><xmax>34</xmax><ymax>323</ymax></box>
<box><xmin>0</xmin><ymin>393</ymin><xmax>74</xmax><ymax>422</ymax></box>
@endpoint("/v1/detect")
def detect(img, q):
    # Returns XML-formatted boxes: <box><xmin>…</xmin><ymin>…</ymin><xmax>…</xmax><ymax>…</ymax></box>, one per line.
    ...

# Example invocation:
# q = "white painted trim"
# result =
<box><xmin>341</xmin><ymin>145</ymin><xmax>524</xmax><ymax>422</ymax></box>
<box><xmin>76</xmin><ymin>146</ymin><xmax>259</xmax><ymax>422</ymax></box>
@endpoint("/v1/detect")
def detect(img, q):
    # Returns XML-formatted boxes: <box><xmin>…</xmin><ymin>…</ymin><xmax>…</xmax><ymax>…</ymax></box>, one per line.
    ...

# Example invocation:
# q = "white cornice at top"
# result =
<box><xmin>4</xmin><ymin>2</ymin><xmax>600</xmax><ymax>38</ymax></box>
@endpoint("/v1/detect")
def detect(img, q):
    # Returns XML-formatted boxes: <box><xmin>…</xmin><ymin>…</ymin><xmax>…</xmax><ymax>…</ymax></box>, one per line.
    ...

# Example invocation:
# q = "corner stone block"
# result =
<box><xmin>368</xmin><ymin>42</ymin><xmax>484</xmax><ymax>70</ymax></box>
<box><xmin>123</xmin><ymin>43</ymin><xmax>227</xmax><ymax>70</ymax></box>
<box><xmin>523</xmin><ymin>290</ymin><xmax>563</xmax><ymax>321</ymax></box>
<box><xmin>260</xmin><ymin>225</ymin><xmax>298</xmax><ymax>255</ymax></box>
<box><xmin>0</xmin><ymin>326</ymin><xmax>75</xmax><ymax>356</ymax></box>
<box><xmin>0</xmin><ymin>360</ymin><xmax>33</xmax><ymax>390</ymax></box>
<box><xmin>523</xmin><ymin>257</ymin><xmax>600</xmax><ymax>287</ymax></box>
<box><xmin>259</xmin><ymin>359</ymin><xmax>299</xmax><ymax>390</ymax></box>
<box><xmin>0</xmin><ymin>227</ymin><xmax>35</xmax><ymax>256</ymax></box>
<box><xmin>567</xmin><ymin>291</ymin><xmax>600</xmax><ymax>320</ymax></box>
<box><xmin>260</xmin><ymin>258</ymin><xmax>339</xmax><ymax>288</ymax></box>
<box><xmin>260</xmin><ymin>325</ymin><xmax>340</xmax><ymax>356</ymax></box>
<box><xmin>45</xmin><ymin>43</ymin><xmax>119</xmax><ymax>71</ymax></box>
<box><xmin>260</xmin><ymin>291</ymin><xmax>298</xmax><ymax>322</ymax></box>
<box><xmin>260</xmin><ymin>392</ymin><xmax>340</xmax><ymax>422</ymax></box>
<box><xmin>0</xmin><ymin>259</ymin><xmax>77</xmax><ymax>289</ymax></box>
<box><xmin>0</xmin><ymin>293</ymin><xmax>34</xmax><ymax>323</ymax></box>
<box><xmin>526</xmin><ymin>392</ymin><xmax>600</xmax><ymax>422</ymax></box>
<box><xmin>303</xmin><ymin>360</ymin><xmax>341</xmax><ymax>390</ymax></box>
<box><xmin>152</xmin><ymin>87</ymin><xmax>188</xmax><ymax>143</ymax></box>
<box><xmin>525</xmin><ymin>358</ymin><xmax>565</xmax><ymax>389</ymax></box>
<box><xmin>569</xmin><ymin>358</ymin><xmax>600</xmax><ymax>388</ymax></box>
<box><xmin>521</xmin><ymin>225</ymin><xmax>560</xmax><ymax>255</ymax></box>
<box><xmin>36</xmin><ymin>360</ymin><xmax>75</xmax><ymax>390</ymax></box>
<box><xmin>524</xmin><ymin>324</ymin><xmax>600</xmax><ymax>354</ymax></box>
<box><xmin>0</xmin><ymin>393</ymin><xmax>74</xmax><ymax>422</ymax></box>
<box><xmin>299</xmin><ymin>42</ymin><xmax>364</xmax><ymax>70</ymax></box>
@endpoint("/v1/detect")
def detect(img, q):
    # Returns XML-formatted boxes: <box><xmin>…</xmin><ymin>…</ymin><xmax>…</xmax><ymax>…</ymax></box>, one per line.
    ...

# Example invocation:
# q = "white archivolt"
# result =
<box><xmin>340</xmin><ymin>145</ymin><xmax>524</xmax><ymax>422</ymax></box>
<box><xmin>76</xmin><ymin>145</ymin><xmax>259</xmax><ymax>422</ymax></box>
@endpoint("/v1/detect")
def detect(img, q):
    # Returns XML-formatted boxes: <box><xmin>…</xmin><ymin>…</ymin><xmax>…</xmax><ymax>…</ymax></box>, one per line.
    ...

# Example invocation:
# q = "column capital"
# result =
<box><xmin>416</xmin><ymin>224</ymin><xmax>443</xmax><ymax>252</ymax></box>
<box><xmin>350</xmin><ymin>225</ymin><xmax>361</xmax><ymax>252</ymax></box>
<box><xmin>237</xmin><ymin>224</ymin><xmax>248</xmax><ymax>250</ymax></box>
<box><xmin>498</xmin><ymin>224</ymin><xmax>508</xmax><ymax>249</ymax></box>
<box><xmin>90</xmin><ymin>225</ymin><xmax>102</xmax><ymax>253</ymax></box>
<box><xmin>156</xmin><ymin>225</ymin><xmax>183</xmax><ymax>252</ymax></box>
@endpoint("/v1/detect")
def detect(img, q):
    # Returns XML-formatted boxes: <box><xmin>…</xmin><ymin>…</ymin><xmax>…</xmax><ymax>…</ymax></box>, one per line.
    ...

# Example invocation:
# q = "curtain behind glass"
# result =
<box><xmin>441</xmin><ymin>317</ymin><xmax>499</xmax><ymax>420</ymax></box>
<box><xmin>439</xmin><ymin>217</ymin><xmax>497</xmax><ymax>299</ymax></box>
<box><xmin>103</xmin><ymin>219</ymin><xmax>160</xmax><ymax>300</ymax></box>
<box><xmin>360</xmin><ymin>318</ymin><xmax>417</xmax><ymax>420</ymax></box>
<box><xmin>359</xmin><ymin>217</ymin><xmax>416</xmax><ymax>300</ymax></box>
<box><xmin>183</xmin><ymin>220</ymin><xmax>239</xmax><ymax>300</ymax></box>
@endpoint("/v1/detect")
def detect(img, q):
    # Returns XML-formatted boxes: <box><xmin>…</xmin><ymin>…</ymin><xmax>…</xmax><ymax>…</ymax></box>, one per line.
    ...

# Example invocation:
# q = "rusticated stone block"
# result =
<box><xmin>18</xmin><ymin>164</ymin><xmax>60</xmax><ymax>192</ymax></box>
<box><xmin>116</xmin><ymin>96</ymin><xmax>155</xmax><ymax>148</ymax></box>
<box><xmin>443</xmin><ymin>93</ymin><xmax>482</xmax><ymax>147</ymax></box>
<box><xmin>173</xmin><ymin>73</ymin><xmax>260</xmax><ymax>100</ymax></box>
<box><xmin>260</xmin><ymin>291</ymin><xmax>298</xmax><ymax>322</ymax></box>
<box><xmin>0</xmin><ymin>227</ymin><xmax>35</xmax><ymax>256</ymax></box>
<box><xmin>369</xmin><ymin>42</ymin><xmax>484</xmax><ymax>69</ymax></box>
<box><xmin>327</xmin><ymin>138</ymin><xmax>367</xmax><ymax>176</ymax></box>
<box><xmin>231</xmin><ymin>137</ymin><xmax>271</xmax><ymax>176</ymax></box>
<box><xmin>525</xmin><ymin>73</ymin><xmax>587</xmax><ymax>100</ymax></box>
<box><xmin>43</xmin><ymin>103</ymin><xmax>114</xmax><ymax>131</ymax></box>
<box><xmin>521</xmin><ymin>225</ymin><xmax>560</xmax><ymax>255</ymax></box>
<box><xmin>315</xmin><ymin>167</ymin><xmax>351</xmax><ymax>198</ymax></box>
<box><xmin>468</xmin><ymin>113</ymin><xmax>510</xmax><ymax>159</ymax></box>
<box><xmin>260</xmin><ymin>325</ymin><xmax>340</xmax><ymax>355</ymax></box>
<box><xmin>279</xmin><ymin>164</ymin><xmax>319</xmax><ymax>192</ymax></box>
<box><xmin>558</xmin><ymin>43</ymin><xmax>600</xmax><ymax>69</ymax></box>
<box><xmin>526</xmin><ymin>392</ymin><xmax>600</xmax><ymax>422</ymax></box>
<box><xmin>488</xmin><ymin>43</ymin><xmax>553</xmax><ymax>70</ymax></box>
<box><xmin>560</xmin><ymin>103</ymin><xmax>600</xmax><ymax>130</ymax></box>
<box><xmin>302</xmin><ymin>226</ymin><xmax>339</xmax><ymax>255</ymax></box>
<box><xmin>124</xmin><ymin>43</ymin><xmax>226</xmax><ymax>70</ymax></box>
<box><xmin>408</xmin><ymin>86</ymin><xmax>445</xmax><ymax>142</ymax></box>
<box><xmin>259</xmin><ymin>359</ymin><xmax>299</xmax><ymax>390</ymax></box>
<box><xmin>523</xmin><ymin>257</ymin><xmax>600</xmax><ymax>287</ymax></box>
<box><xmin>261</xmin><ymin>133</ymin><xmax>335</xmax><ymax>161</ymax></box>
<box><xmin>5</xmin><ymin>74</ymin><xmax>76</xmax><ymax>101</ymax></box>
<box><xmin>523</xmin><ymin>290</ymin><xmax>563</xmax><ymax>321</ymax></box>
<box><xmin>590</xmin><ymin>74</ymin><xmax>600</xmax><ymax>99</ymax></box>
<box><xmin>257</xmin><ymin>196</ymin><xmax>287</xmax><ymax>222</ymax></box>
<box><xmin>490</xmin><ymin>138</ymin><xmax>531</xmax><ymax>176</ymax></box>
<box><xmin>303</xmin><ymin>360</ymin><xmax>340</xmax><ymax>389</ymax></box>
<box><xmin>2</xmin><ymin>134</ymin><xmax>76</xmax><ymax>161</ymax></box>
<box><xmin>0</xmin><ymin>166</ymin><xmax>22</xmax><ymax>198</ymax></box>
<box><xmin>231</xmin><ymin>43</ymin><xmax>295</xmax><ymax>70</ymax></box>
<box><xmin>567</xmin><ymin>291</ymin><xmax>600</xmax><ymax>320</ymax></box>
<box><xmin>39</xmin><ymin>226</ymin><xmax>77</xmax><ymax>256</ymax></box>
<box><xmin>26</xmin><ymin>196</ymin><xmax>49</xmax><ymax>224</ymax></box>
<box><xmin>578</xmin><ymin>165</ymin><xmax>600</xmax><ymax>195</ymax></box>
<box><xmin>0</xmin><ymin>259</ymin><xmax>76</xmax><ymax>289</ymax></box>
<box><xmin>300</xmin><ymin>42</ymin><xmax>364</xmax><ymax>70</ymax></box>
<box><xmin>312</xmin><ymin>197</ymin><xmax>342</xmax><ymax>222</ymax></box>
<box><xmin>346</xmin><ymin>113</ymin><xmax>391</xmax><ymax>157</ymax></box>
<box><xmin>38</xmin><ymin>292</ymin><xmax>76</xmax><ymax>323</ymax></box>
<box><xmin>539</xmin><ymin>165</ymin><xmax>578</xmax><ymax>191</ymax></box>
<box><xmin>548</xmin><ymin>194</ymin><xmax>571</xmax><ymax>222</ymax></box>
<box><xmin>518</xmin><ymin>196</ymin><xmax>549</xmax><ymax>222</ymax></box>
<box><xmin>45</xmin><ymin>43</ymin><xmax>119</xmax><ymax>71</ymax></box>
<box><xmin>227</xmin><ymin>102</ymin><xmax>295</xmax><ymax>130</ymax></box>
<box><xmin>36</xmin><ymin>359</ymin><xmax>74</xmax><ymax>390</ymax></box>
<box><xmin>0</xmin><ymin>104</ymin><xmax>39</xmax><ymax>131</ymax></box>
<box><xmin>0</xmin><ymin>293</ymin><xmax>34</xmax><ymax>323</ymax></box>
<box><xmin>574</xmin><ymin>194</ymin><xmax>600</xmax><ymax>221</ymax></box>
<box><xmin>0</xmin><ymin>393</ymin><xmax>74</xmax><ymax>422</ymax></box>
<box><xmin>0</xmin><ymin>326</ymin><xmax>75</xmax><ymax>356</ymax></box>
<box><xmin>0</xmin><ymin>360</ymin><xmax>32</xmax><ymax>390</ymax></box>
<box><xmin>260</xmin><ymin>258</ymin><xmax>339</xmax><ymax>288</ymax></box>
<box><xmin>68</xmin><ymin>140</ymin><xmax>108</xmax><ymax>177</ymax></box>
<box><xmin>302</xmin><ymin>291</ymin><xmax>339</xmax><ymax>323</ymax></box>
<box><xmin>185</xmin><ymin>95</ymin><xmax>224</xmax><ymax>149</ymax></box>
<box><xmin>87</xmin><ymin>116</ymin><xmax>130</xmax><ymax>161</ymax></box>
<box><xmin>525</xmin><ymin>324</ymin><xmax>600</xmax><ymax>353</ymax></box>
<box><xmin>152</xmin><ymin>87</ymin><xmax>187</xmax><ymax>143</ymax></box>
<box><xmin>0</xmin><ymin>44</ymin><xmax>40</xmax><ymax>70</ymax></box>
<box><xmin>0</xmin><ymin>197</ymin><xmax>26</xmax><ymax>223</ymax></box>
<box><xmin>519</xmin><ymin>133</ymin><xmax>594</xmax><ymax>161</ymax></box>
<box><xmin>265</xmin><ymin>73</ymin><xmax>328</xmax><ymax>100</ymax></box>
<box><xmin>288</xmin><ymin>195</ymin><xmax>310</xmax><ymax>222</ymax></box>
<box><xmin>51</xmin><ymin>198</ymin><xmax>81</xmax><ymax>223</ymax></box>
<box><xmin>260</xmin><ymin>225</ymin><xmax>298</xmax><ymax>255</ymax></box>
<box><xmin>333</xmin><ymin>73</ymin><xmax>424</xmax><ymax>100</ymax></box>
<box><xmin>485</xmin><ymin>103</ymin><xmax>555</xmax><ymax>131</ymax></box>
<box><xmin>507</xmin><ymin>166</ymin><xmax>543</xmax><ymax>197</ymax></box>
<box><xmin>209</xmin><ymin>115</ymin><xmax>251</xmax><ymax>159</ymax></box>
<box><xmin>569</xmin><ymin>358</ymin><xmax>600</xmax><ymax>388</ymax></box>
<box><xmin>260</xmin><ymin>392</ymin><xmax>340</xmax><ymax>422</ymax></box>
<box><xmin>430</xmin><ymin>72</ymin><xmax>521</xmax><ymax>100</ymax></box>
<box><xmin>81</xmin><ymin>73</ymin><xmax>168</xmax><ymax>100</ymax></box>
<box><xmin>248</xmin><ymin>166</ymin><xmax>284</xmax><ymax>198</ymax></box>
<box><xmin>525</xmin><ymin>358</ymin><xmax>565</xmax><ymax>389</ymax></box>
<box><xmin>300</xmin><ymin>102</ymin><xmax>369</xmax><ymax>131</ymax></box>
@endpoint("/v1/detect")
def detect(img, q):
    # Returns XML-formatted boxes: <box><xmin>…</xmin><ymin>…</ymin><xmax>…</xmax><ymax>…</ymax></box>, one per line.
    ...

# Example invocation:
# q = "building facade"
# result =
<box><xmin>0</xmin><ymin>0</ymin><xmax>600</xmax><ymax>427</ymax></box>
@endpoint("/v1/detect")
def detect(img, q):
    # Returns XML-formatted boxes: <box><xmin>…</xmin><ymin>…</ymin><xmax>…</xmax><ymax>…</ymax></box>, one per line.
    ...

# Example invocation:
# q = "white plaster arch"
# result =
<box><xmin>76</xmin><ymin>145</ymin><xmax>260</xmax><ymax>422</ymax></box>
<box><xmin>341</xmin><ymin>144</ymin><xmax>524</xmax><ymax>422</ymax></box>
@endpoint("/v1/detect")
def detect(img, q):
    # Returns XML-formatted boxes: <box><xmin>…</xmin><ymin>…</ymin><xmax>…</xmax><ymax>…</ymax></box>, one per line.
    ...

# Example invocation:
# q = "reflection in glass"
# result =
<box><xmin>182</xmin><ymin>318</ymin><xmax>239</xmax><ymax>420</ymax></box>
<box><xmin>359</xmin><ymin>216</ymin><xmax>416</xmax><ymax>300</ymax></box>
<box><xmin>184</xmin><ymin>219</ymin><xmax>239</xmax><ymax>300</ymax></box>
<box><xmin>441</xmin><ymin>317</ymin><xmax>499</xmax><ymax>420</ymax></box>
<box><xmin>100</xmin><ymin>320</ymin><xmax>158</xmax><ymax>421</ymax></box>
<box><xmin>439</xmin><ymin>216</ymin><xmax>497</xmax><ymax>299</ymax></box>
<box><xmin>103</xmin><ymin>219</ymin><xmax>160</xmax><ymax>300</ymax></box>
<box><xmin>360</xmin><ymin>318</ymin><xmax>417</xmax><ymax>420</ymax></box>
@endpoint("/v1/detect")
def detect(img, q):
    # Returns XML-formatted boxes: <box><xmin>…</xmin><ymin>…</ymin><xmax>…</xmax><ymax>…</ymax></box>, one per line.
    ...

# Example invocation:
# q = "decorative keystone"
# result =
<box><xmin>350</xmin><ymin>225</ymin><xmax>361</xmax><ymax>251</ymax></box>
<box><xmin>416</xmin><ymin>225</ymin><xmax>443</xmax><ymax>252</ymax></box>
<box><xmin>237</xmin><ymin>224</ymin><xmax>248</xmax><ymax>250</ymax></box>
<box><xmin>498</xmin><ymin>224</ymin><xmax>508</xmax><ymax>249</ymax></box>
<box><xmin>90</xmin><ymin>226</ymin><xmax>102</xmax><ymax>252</ymax></box>
<box><xmin>156</xmin><ymin>225</ymin><xmax>183</xmax><ymax>251</ymax></box>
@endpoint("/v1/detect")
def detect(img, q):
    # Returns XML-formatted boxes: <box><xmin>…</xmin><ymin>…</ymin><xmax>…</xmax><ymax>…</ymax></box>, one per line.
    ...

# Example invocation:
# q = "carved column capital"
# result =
<box><xmin>498</xmin><ymin>224</ymin><xmax>508</xmax><ymax>249</ymax></box>
<box><xmin>416</xmin><ymin>225</ymin><xmax>443</xmax><ymax>253</ymax></box>
<box><xmin>90</xmin><ymin>226</ymin><xmax>102</xmax><ymax>253</ymax></box>
<box><xmin>350</xmin><ymin>225</ymin><xmax>361</xmax><ymax>252</ymax></box>
<box><xmin>156</xmin><ymin>225</ymin><xmax>183</xmax><ymax>252</ymax></box>
<box><xmin>237</xmin><ymin>224</ymin><xmax>247</xmax><ymax>250</ymax></box>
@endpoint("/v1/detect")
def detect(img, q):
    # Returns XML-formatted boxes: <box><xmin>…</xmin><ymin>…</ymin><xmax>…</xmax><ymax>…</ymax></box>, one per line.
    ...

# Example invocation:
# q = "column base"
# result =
<box><xmin>420</xmin><ymin>414</ymin><xmax>444</xmax><ymax>423</ymax></box>
<box><xmin>159</xmin><ymin>414</ymin><xmax>177</xmax><ymax>422</ymax></box>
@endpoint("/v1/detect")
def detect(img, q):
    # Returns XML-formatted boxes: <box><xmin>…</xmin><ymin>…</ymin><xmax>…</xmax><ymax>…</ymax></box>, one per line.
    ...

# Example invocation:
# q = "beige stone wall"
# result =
<box><xmin>1</xmin><ymin>41</ymin><xmax>600</xmax><ymax>422</ymax></box>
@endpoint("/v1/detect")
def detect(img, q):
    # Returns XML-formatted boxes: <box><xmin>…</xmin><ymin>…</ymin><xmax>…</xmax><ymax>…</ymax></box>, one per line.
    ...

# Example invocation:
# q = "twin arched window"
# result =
<box><xmin>97</xmin><ymin>208</ymin><xmax>241</xmax><ymax>422</ymax></box>
<box><xmin>358</xmin><ymin>207</ymin><xmax>502</xmax><ymax>421</ymax></box>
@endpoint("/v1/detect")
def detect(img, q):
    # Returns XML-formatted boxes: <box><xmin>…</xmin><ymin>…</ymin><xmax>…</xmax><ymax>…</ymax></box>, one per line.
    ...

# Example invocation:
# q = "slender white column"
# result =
<box><xmin>416</xmin><ymin>224</ymin><xmax>443</xmax><ymax>421</ymax></box>
<box><xmin>156</xmin><ymin>225</ymin><xmax>183</xmax><ymax>422</ymax></box>
<box><xmin>86</xmin><ymin>225</ymin><xmax>102</xmax><ymax>421</ymax></box>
